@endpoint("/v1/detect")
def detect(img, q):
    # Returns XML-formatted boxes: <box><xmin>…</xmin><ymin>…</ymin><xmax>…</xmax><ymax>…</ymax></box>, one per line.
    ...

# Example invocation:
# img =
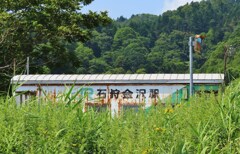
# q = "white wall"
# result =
<box><xmin>15</xmin><ymin>84</ymin><xmax>185</xmax><ymax>113</ymax></box>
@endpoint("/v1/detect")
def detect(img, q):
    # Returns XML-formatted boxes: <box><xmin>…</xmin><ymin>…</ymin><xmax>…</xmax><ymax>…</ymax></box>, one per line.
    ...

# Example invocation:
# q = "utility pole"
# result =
<box><xmin>26</xmin><ymin>57</ymin><xmax>29</xmax><ymax>75</ymax></box>
<box><xmin>189</xmin><ymin>37</ymin><xmax>193</xmax><ymax>96</ymax></box>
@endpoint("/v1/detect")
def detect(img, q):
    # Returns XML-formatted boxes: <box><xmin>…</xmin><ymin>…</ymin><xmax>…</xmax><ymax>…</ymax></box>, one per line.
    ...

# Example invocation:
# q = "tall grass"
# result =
<box><xmin>1</xmin><ymin>81</ymin><xmax>240</xmax><ymax>153</ymax></box>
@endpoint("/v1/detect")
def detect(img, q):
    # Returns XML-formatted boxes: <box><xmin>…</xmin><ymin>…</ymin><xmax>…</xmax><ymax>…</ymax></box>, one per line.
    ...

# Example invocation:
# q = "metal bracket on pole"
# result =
<box><xmin>189</xmin><ymin>37</ymin><xmax>193</xmax><ymax>96</ymax></box>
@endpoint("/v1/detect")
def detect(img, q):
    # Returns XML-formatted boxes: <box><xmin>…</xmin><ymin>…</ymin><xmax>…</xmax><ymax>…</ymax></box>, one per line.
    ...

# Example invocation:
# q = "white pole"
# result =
<box><xmin>189</xmin><ymin>37</ymin><xmax>193</xmax><ymax>96</ymax></box>
<box><xmin>26</xmin><ymin>57</ymin><xmax>29</xmax><ymax>75</ymax></box>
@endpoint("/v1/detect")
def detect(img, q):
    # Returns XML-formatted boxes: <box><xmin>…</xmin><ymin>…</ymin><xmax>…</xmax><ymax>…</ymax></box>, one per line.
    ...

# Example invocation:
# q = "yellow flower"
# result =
<box><xmin>154</xmin><ymin>127</ymin><xmax>166</xmax><ymax>132</ymax></box>
<box><xmin>142</xmin><ymin>150</ymin><xmax>148</xmax><ymax>154</ymax></box>
<box><xmin>164</xmin><ymin>108</ymin><xmax>174</xmax><ymax>114</ymax></box>
<box><xmin>176</xmin><ymin>104</ymin><xmax>182</xmax><ymax>108</ymax></box>
<box><xmin>142</xmin><ymin>148</ymin><xmax>152</xmax><ymax>154</ymax></box>
<box><xmin>72</xmin><ymin>143</ymin><xmax>77</xmax><ymax>147</ymax></box>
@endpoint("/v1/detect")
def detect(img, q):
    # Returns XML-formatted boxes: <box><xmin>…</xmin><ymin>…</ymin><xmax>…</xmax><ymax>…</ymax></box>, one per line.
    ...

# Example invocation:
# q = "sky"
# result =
<box><xmin>82</xmin><ymin>0</ymin><xmax>202</xmax><ymax>19</ymax></box>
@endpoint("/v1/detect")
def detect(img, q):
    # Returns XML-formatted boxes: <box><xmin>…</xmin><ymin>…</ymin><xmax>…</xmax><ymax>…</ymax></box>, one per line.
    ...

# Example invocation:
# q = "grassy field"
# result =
<box><xmin>1</xmin><ymin>82</ymin><xmax>240</xmax><ymax>153</ymax></box>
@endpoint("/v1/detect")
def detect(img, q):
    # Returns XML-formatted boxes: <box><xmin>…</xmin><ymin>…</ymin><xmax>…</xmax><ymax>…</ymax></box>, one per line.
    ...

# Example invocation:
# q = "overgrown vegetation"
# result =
<box><xmin>1</xmin><ymin>81</ymin><xmax>240</xmax><ymax>153</ymax></box>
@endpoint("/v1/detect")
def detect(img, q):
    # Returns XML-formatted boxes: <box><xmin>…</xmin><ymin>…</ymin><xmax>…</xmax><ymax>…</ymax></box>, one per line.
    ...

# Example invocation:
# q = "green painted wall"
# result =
<box><xmin>170</xmin><ymin>84</ymin><xmax>221</xmax><ymax>104</ymax></box>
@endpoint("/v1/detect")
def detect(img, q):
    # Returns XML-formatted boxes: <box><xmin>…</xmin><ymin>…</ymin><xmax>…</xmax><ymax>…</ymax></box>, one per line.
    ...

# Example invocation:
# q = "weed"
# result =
<box><xmin>0</xmin><ymin>82</ymin><xmax>240</xmax><ymax>153</ymax></box>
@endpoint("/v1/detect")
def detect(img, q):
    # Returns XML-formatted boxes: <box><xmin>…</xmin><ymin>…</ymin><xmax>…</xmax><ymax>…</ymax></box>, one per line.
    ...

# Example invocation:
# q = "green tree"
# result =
<box><xmin>85</xmin><ymin>31</ymin><xmax>113</xmax><ymax>57</ymax></box>
<box><xmin>112</xmin><ymin>27</ymin><xmax>139</xmax><ymax>50</ymax></box>
<box><xmin>73</xmin><ymin>43</ymin><xmax>95</xmax><ymax>74</ymax></box>
<box><xmin>122</xmin><ymin>43</ymin><xmax>148</xmax><ymax>73</ymax></box>
<box><xmin>0</xmin><ymin>0</ymin><xmax>111</xmax><ymax>91</ymax></box>
<box><xmin>89</xmin><ymin>58</ymin><xmax>110</xmax><ymax>74</ymax></box>
<box><xmin>146</xmin><ymin>51</ymin><xmax>164</xmax><ymax>73</ymax></box>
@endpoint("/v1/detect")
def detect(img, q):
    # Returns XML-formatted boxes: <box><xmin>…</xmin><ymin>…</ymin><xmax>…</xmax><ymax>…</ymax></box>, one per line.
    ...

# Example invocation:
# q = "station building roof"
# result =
<box><xmin>11</xmin><ymin>74</ymin><xmax>224</xmax><ymax>85</ymax></box>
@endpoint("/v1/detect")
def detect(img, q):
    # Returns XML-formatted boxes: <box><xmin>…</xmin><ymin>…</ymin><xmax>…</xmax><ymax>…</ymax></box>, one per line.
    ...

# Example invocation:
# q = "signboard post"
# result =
<box><xmin>189</xmin><ymin>34</ymin><xmax>205</xmax><ymax>96</ymax></box>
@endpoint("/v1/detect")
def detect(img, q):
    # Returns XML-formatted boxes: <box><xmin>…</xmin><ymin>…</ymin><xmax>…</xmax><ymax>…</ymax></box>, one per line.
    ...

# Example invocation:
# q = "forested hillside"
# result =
<box><xmin>76</xmin><ymin>0</ymin><xmax>240</xmax><ymax>80</ymax></box>
<box><xmin>1</xmin><ymin>0</ymin><xmax>240</xmax><ymax>91</ymax></box>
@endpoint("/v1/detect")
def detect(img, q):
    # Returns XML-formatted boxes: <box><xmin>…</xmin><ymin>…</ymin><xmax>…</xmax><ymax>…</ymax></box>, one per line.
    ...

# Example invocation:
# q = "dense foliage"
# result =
<box><xmin>77</xmin><ymin>0</ymin><xmax>240</xmax><ymax>77</ymax></box>
<box><xmin>0</xmin><ymin>0</ymin><xmax>111</xmax><ymax>92</ymax></box>
<box><xmin>1</xmin><ymin>80</ymin><xmax>240</xmax><ymax>153</ymax></box>
<box><xmin>1</xmin><ymin>0</ymin><xmax>240</xmax><ymax>92</ymax></box>
<box><xmin>82</xmin><ymin>0</ymin><xmax>240</xmax><ymax>78</ymax></box>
